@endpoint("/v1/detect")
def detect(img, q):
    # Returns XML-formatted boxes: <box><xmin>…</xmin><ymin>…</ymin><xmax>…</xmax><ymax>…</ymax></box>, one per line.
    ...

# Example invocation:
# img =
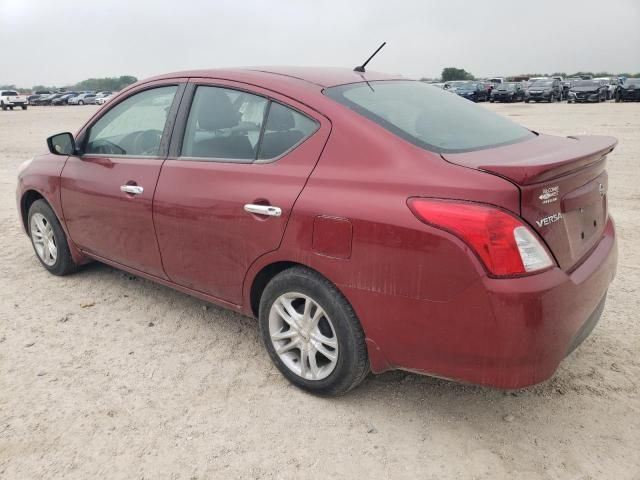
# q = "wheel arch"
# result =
<box><xmin>20</xmin><ymin>189</ymin><xmax>46</xmax><ymax>231</ymax></box>
<box><xmin>248</xmin><ymin>260</ymin><xmax>306</xmax><ymax>318</ymax></box>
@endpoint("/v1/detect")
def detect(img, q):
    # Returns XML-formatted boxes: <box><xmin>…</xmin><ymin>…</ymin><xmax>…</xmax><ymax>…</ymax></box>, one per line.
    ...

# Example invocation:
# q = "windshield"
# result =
<box><xmin>499</xmin><ymin>84</ymin><xmax>516</xmax><ymax>90</ymax></box>
<box><xmin>531</xmin><ymin>81</ymin><xmax>553</xmax><ymax>87</ymax></box>
<box><xmin>324</xmin><ymin>80</ymin><xmax>534</xmax><ymax>153</ymax></box>
<box><xmin>624</xmin><ymin>79</ymin><xmax>640</xmax><ymax>86</ymax></box>
<box><xmin>456</xmin><ymin>83</ymin><xmax>477</xmax><ymax>90</ymax></box>
<box><xmin>573</xmin><ymin>81</ymin><xmax>597</xmax><ymax>87</ymax></box>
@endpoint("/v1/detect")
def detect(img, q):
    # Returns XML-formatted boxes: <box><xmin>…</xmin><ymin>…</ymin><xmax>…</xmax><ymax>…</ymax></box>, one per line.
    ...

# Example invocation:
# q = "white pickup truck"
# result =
<box><xmin>0</xmin><ymin>90</ymin><xmax>28</xmax><ymax>110</ymax></box>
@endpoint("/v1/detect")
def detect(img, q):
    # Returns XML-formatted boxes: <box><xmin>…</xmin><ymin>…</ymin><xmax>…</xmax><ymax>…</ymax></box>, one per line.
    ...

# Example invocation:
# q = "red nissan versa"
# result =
<box><xmin>16</xmin><ymin>67</ymin><xmax>617</xmax><ymax>395</ymax></box>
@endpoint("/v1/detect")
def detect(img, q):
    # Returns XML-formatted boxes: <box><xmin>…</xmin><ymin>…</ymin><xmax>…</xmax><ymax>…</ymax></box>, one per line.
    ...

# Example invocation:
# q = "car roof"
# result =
<box><xmin>145</xmin><ymin>66</ymin><xmax>404</xmax><ymax>89</ymax></box>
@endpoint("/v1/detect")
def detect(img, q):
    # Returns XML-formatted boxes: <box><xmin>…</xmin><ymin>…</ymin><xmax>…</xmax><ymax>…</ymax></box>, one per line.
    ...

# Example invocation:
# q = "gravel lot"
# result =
<box><xmin>1</xmin><ymin>103</ymin><xmax>639</xmax><ymax>480</ymax></box>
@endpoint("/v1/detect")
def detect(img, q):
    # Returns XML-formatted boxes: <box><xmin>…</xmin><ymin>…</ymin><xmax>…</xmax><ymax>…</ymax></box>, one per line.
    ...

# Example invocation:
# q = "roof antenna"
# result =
<box><xmin>354</xmin><ymin>42</ymin><xmax>386</xmax><ymax>73</ymax></box>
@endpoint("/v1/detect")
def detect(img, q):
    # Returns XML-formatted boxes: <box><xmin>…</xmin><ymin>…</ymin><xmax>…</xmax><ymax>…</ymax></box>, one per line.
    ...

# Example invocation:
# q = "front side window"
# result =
<box><xmin>181</xmin><ymin>86</ymin><xmax>319</xmax><ymax>162</ymax></box>
<box><xmin>324</xmin><ymin>80</ymin><xmax>534</xmax><ymax>153</ymax></box>
<box><xmin>85</xmin><ymin>86</ymin><xmax>177</xmax><ymax>157</ymax></box>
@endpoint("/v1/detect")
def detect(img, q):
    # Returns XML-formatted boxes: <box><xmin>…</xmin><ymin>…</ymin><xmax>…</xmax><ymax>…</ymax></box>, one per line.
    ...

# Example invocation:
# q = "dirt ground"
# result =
<box><xmin>1</xmin><ymin>102</ymin><xmax>639</xmax><ymax>480</ymax></box>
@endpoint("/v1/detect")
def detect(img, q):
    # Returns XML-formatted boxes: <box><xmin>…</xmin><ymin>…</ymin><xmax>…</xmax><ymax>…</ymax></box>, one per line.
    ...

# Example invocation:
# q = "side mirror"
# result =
<box><xmin>47</xmin><ymin>132</ymin><xmax>76</xmax><ymax>156</ymax></box>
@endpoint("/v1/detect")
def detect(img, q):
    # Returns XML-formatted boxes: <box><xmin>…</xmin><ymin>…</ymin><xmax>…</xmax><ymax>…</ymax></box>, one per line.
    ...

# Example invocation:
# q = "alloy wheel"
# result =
<box><xmin>30</xmin><ymin>213</ymin><xmax>57</xmax><ymax>266</ymax></box>
<box><xmin>268</xmin><ymin>292</ymin><xmax>339</xmax><ymax>381</ymax></box>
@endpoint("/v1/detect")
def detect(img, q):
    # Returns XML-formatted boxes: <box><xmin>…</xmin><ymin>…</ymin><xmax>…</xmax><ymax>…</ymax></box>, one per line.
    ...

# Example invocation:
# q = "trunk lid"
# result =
<box><xmin>442</xmin><ymin>134</ymin><xmax>616</xmax><ymax>271</ymax></box>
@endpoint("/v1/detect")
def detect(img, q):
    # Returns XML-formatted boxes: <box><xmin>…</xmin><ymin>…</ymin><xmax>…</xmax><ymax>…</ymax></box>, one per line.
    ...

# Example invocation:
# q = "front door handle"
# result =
<box><xmin>244</xmin><ymin>204</ymin><xmax>282</xmax><ymax>217</ymax></box>
<box><xmin>120</xmin><ymin>185</ymin><xmax>144</xmax><ymax>195</ymax></box>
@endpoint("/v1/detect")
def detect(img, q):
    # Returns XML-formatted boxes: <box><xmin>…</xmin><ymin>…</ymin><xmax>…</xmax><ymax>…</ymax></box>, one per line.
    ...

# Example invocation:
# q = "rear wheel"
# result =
<box><xmin>1</xmin><ymin>102</ymin><xmax>6</xmax><ymax>111</ymax></box>
<box><xmin>259</xmin><ymin>267</ymin><xmax>369</xmax><ymax>396</ymax></box>
<box><xmin>22</xmin><ymin>105</ymin><xmax>27</xmax><ymax>110</ymax></box>
<box><xmin>28</xmin><ymin>200</ymin><xmax>78</xmax><ymax>276</ymax></box>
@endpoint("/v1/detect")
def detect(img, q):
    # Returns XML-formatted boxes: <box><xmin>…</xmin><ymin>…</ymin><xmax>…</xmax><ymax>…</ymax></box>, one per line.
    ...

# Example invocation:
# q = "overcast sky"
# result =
<box><xmin>1</xmin><ymin>0</ymin><xmax>639</xmax><ymax>87</ymax></box>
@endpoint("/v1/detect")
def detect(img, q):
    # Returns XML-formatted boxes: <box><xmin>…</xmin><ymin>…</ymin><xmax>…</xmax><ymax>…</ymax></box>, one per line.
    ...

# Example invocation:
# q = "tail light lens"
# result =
<box><xmin>408</xmin><ymin>198</ymin><xmax>554</xmax><ymax>277</ymax></box>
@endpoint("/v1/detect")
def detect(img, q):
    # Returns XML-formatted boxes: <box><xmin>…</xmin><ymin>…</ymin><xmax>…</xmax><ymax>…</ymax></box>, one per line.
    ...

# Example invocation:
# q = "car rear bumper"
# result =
<box><xmin>356</xmin><ymin>217</ymin><xmax>617</xmax><ymax>389</ymax></box>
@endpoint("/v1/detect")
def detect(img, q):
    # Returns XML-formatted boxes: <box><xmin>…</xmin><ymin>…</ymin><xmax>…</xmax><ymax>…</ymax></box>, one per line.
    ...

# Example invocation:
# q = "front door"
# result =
<box><xmin>61</xmin><ymin>83</ymin><xmax>183</xmax><ymax>277</ymax></box>
<box><xmin>153</xmin><ymin>81</ymin><xmax>330</xmax><ymax>304</ymax></box>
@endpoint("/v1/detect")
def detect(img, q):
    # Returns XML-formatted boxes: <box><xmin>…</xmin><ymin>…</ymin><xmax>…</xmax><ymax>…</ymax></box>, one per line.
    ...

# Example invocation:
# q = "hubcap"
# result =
<box><xmin>269</xmin><ymin>293</ymin><xmax>339</xmax><ymax>381</ymax></box>
<box><xmin>30</xmin><ymin>213</ymin><xmax>57</xmax><ymax>266</ymax></box>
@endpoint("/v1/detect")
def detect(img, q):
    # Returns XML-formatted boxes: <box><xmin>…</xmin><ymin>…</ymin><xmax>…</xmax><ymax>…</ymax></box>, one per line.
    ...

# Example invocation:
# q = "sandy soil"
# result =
<box><xmin>1</xmin><ymin>102</ymin><xmax>639</xmax><ymax>480</ymax></box>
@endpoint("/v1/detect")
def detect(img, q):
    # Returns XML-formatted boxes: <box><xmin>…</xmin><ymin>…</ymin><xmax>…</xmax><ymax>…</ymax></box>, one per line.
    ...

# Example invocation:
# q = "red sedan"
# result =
<box><xmin>16</xmin><ymin>67</ymin><xmax>617</xmax><ymax>395</ymax></box>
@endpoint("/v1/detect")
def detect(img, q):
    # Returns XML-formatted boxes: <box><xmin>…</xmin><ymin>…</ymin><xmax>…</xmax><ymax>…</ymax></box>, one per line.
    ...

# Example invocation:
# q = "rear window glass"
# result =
<box><xmin>324</xmin><ymin>80</ymin><xmax>533</xmax><ymax>153</ymax></box>
<box><xmin>3</xmin><ymin>91</ymin><xmax>19</xmax><ymax>96</ymax></box>
<box><xmin>257</xmin><ymin>102</ymin><xmax>318</xmax><ymax>160</ymax></box>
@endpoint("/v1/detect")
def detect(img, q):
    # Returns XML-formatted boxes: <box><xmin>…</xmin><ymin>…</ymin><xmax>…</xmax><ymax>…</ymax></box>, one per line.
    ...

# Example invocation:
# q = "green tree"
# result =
<box><xmin>441</xmin><ymin>67</ymin><xmax>475</xmax><ymax>82</ymax></box>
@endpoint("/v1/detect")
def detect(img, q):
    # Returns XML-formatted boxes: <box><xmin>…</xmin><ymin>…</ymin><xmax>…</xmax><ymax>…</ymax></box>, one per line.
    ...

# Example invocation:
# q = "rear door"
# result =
<box><xmin>61</xmin><ymin>81</ymin><xmax>185</xmax><ymax>277</ymax></box>
<box><xmin>153</xmin><ymin>80</ymin><xmax>330</xmax><ymax>304</ymax></box>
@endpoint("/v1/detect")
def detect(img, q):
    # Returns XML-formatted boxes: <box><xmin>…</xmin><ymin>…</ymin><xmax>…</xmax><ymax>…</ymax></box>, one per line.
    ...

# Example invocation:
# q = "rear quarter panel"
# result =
<box><xmin>242</xmin><ymin>107</ymin><xmax>521</xmax><ymax>371</ymax></box>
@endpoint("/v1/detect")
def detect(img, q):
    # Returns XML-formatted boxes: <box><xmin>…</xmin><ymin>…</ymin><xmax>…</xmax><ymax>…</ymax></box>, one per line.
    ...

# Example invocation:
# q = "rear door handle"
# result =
<box><xmin>120</xmin><ymin>185</ymin><xmax>144</xmax><ymax>195</ymax></box>
<box><xmin>244</xmin><ymin>204</ymin><xmax>282</xmax><ymax>217</ymax></box>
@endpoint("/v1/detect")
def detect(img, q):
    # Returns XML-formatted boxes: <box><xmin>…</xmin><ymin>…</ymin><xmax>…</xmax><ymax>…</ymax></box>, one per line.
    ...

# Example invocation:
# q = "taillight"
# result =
<box><xmin>408</xmin><ymin>198</ymin><xmax>554</xmax><ymax>277</ymax></box>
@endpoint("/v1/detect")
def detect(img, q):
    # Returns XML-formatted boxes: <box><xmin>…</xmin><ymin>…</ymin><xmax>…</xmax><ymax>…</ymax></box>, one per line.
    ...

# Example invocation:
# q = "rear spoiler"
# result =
<box><xmin>443</xmin><ymin>134</ymin><xmax>617</xmax><ymax>185</ymax></box>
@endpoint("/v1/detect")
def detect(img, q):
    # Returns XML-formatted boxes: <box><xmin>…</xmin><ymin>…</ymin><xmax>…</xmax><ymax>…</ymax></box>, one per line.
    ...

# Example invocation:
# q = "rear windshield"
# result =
<box><xmin>573</xmin><ymin>80</ymin><xmax>597</xmax><ymax>87</ymax></box>
<box><xmin>324</xmin><ymin>80</ymin><xmax>533</xmax><ymax>153</ymax></box>
<box><xmin>3</xmin><ymin>91</ymin><xmax>19</xmax><ymax>96</ymax></box>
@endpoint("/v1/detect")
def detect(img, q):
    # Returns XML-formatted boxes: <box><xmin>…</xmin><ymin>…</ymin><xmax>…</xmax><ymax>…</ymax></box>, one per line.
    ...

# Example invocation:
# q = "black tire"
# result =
<box><xmin>79</xmin><ymin>100</ymin><xmax>84</xmax><ymax>105</ymax></box>
<box><xmin>28</xmin><ymin>200</ymin><xmax>78</xmax><ymax>276</ymax></box>
<box><xmin>259</xmin><ymin>266</ymin><xmax>369</xmax><ymax>396</ymax></box>
<box><xmin>1</xmin><ymin>102</ymin><xmax>6</xmax><ymax>111</ymax></box>
<box><xmin>489</xmin><ymin>98</ymin><xmax>494</xmax><ymax>103</ymax></box>
<box><xmin>22</xmin><ymin>105</ymin><xmax>27</xmax><ymax>110</ymax></box>
<box><xmin>524</xmin><ymin>99</ymin><xmax>530</xmax><ymax>103</ymax></box>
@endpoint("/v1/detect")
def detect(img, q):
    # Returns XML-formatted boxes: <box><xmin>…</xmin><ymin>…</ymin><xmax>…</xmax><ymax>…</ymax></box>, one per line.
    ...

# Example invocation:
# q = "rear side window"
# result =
<box><xmin>324</xmin><ymin>80</ymin><xmax>534</xmax><ymax>153</ymax></box>
<box><xmin>257</xmin><ymin>102</ymin><xmax>318</xmax><ymax>160</ymax></box>
<box><xmin>181</xmin><ymin>86</ymin><xmax>318</xmax><ymax>162</ymax></box>
<box><xmin>182</xmin><ymin>86</ymin><xmax>268</xmax><ymax>160</ymax></box>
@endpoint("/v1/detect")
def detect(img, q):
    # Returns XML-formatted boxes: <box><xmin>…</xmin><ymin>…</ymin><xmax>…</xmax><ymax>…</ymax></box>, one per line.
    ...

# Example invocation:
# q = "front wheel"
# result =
<box><xmin>259</xmin><ymin>267</ymin><xmax>369</xmax><ymax>396</ymax></box>
<box><xmin>28</xmin><ymin>200</ymin><xmax>78</xmax><ymax>276</ymax></box>
<box><xmin>22</xmin><ymin>105</ymin><xmax>27</xmax><ymax>110</ymax></box>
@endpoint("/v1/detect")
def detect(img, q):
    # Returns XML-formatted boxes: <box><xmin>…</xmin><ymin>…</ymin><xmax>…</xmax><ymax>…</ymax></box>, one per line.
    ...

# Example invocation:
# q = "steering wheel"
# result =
<box><xmin>132</xmin><ymin>130</ymin><xmax>163</xmax><ymax>156</ymax></box>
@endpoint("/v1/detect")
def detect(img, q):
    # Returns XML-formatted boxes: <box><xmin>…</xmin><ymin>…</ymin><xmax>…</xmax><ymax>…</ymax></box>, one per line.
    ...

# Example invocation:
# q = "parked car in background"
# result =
<box><xmin>525</xmin><ymin>78</ymin><xmax>563</xmax><ymax>102</ymax></box>
<box><xmin>567</xmin><ymin>80</ymin><xmax>608</xmax><ymax>103</ymax></box>
<box><xmin>489</xmin><ymin>77</ymin><xmax>505</xmax><ymax>85</ymax></box>
<box><xmin>36</xmin><ymin>93</ymin><xmax>66</xmax><ymax>106</ymax></box>
<box><xmin>16</xmin><ymin>67</ymin><xmax>618</xmax><ymax>396</ymax></box>
<box><xmin>615</xmin><ymin>78</ymin><xmax>640</xmax><ymax>102</ymax></box>
<box><xmin>593</xmin><ymin>77</ymin><xmax>617</xmax><ymax>100</ymax></box>
<box><xmin>95</xmin><ymin>94</ymin><xmax>113</xmax><ymax>105</ymax></box>
<box><xmin>95</xmin><ymin>91</ymin><xmax>113</xmax><ymax>99</ymax></box>
<box><xmin>490</xmin><ymin>82</ymin><xmax>525</xmax><ymax>102</ymax></box>
<box><xmin>0</xmin><ymin>90</ymin><xmax>29</xmax><ymax>110</ymax></box>
<box><xmin>27</xmin><ymin>90</ymin><xmax>52</xmax><ymax>104</ymax></box>
<box><xmin>69</xmin><ymin>93</ymin><xmax>97</xmax><ymax>105</ymax></box>
<box><xmin>52</xmin><ymin>93</ymin><xmax>79</xmax><ymax>106</ymax></box>
<box><xmin>449</xmin><ymin>81</ymin><xmax>488</xmax><ymax>102</ymax></box>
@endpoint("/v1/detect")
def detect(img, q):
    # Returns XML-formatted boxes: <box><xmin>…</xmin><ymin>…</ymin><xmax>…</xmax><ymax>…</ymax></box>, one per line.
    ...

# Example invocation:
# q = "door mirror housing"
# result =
<box><xmin>47</xmin><ymin>132</ymin><xmax>76</xmax><ymax>156</ymax></box>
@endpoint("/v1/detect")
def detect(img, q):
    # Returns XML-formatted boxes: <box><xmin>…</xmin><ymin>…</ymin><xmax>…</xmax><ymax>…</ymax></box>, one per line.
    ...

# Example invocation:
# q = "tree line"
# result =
<box><xmin>1</xmin><ymin>75</ymin><xmax>138</xmax><ymax>94</ymax></box>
